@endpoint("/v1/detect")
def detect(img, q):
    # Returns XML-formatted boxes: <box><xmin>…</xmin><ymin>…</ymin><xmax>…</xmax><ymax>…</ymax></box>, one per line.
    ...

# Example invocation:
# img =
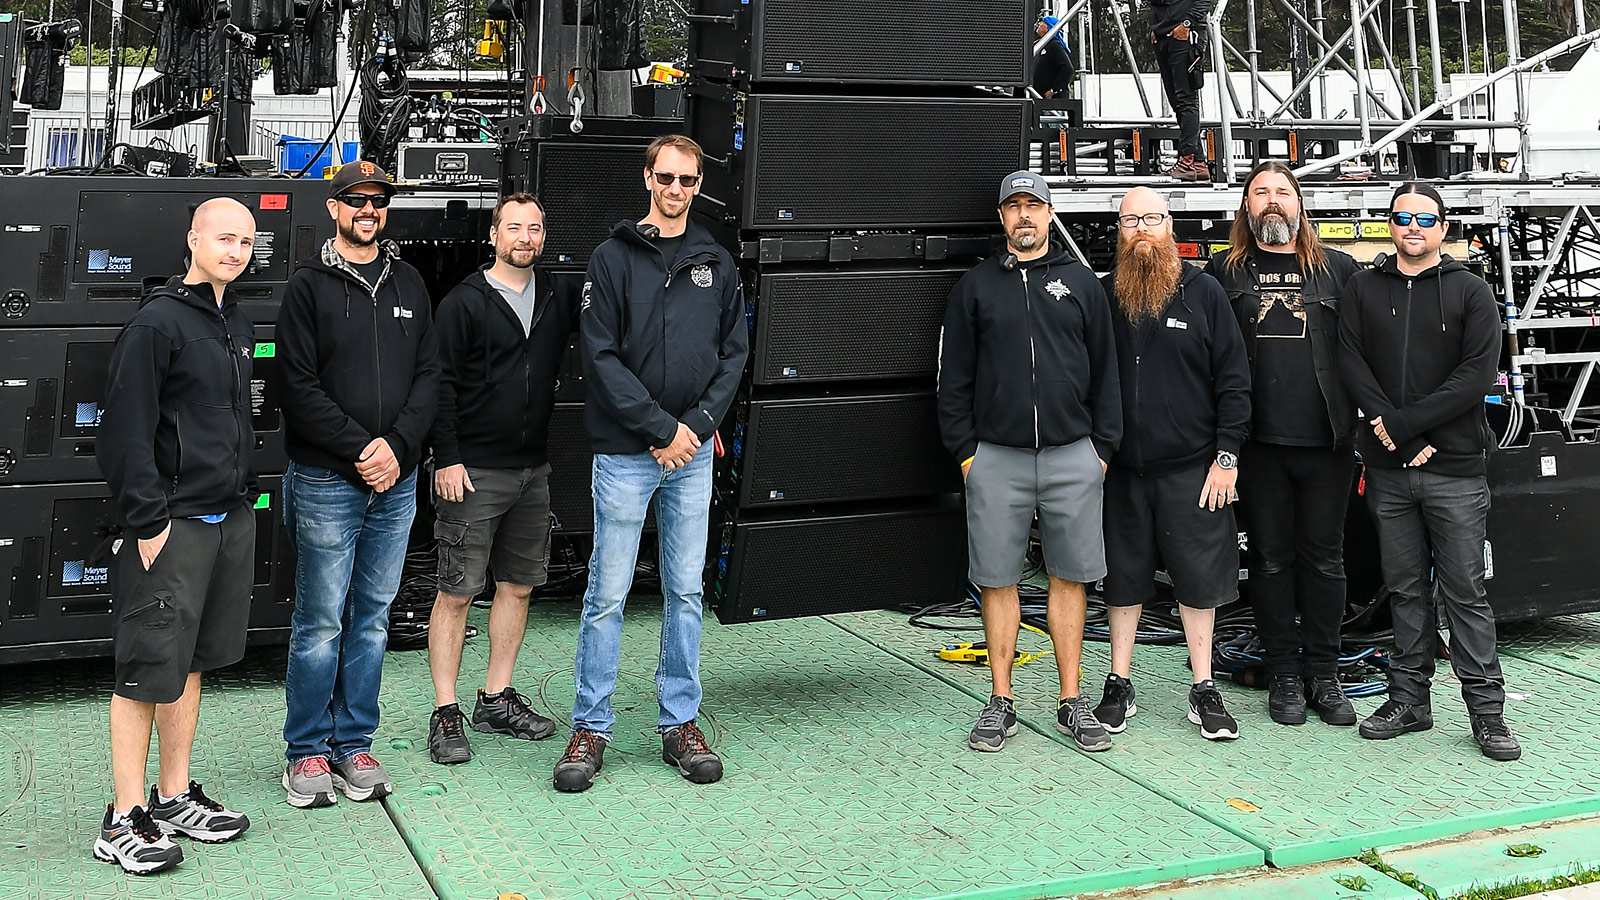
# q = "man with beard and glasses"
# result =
<box><xmin>1203</xmin><ymin>161</ymin><xmax>1362</xmax><ymax>728</ymax></box>
<box><xmin>1095</xmin><ymin>186</ymin><xmax>1250</xmax><ymax>742</ymax></box>
<box><xmin>278</xmin><ymin>162</ymin><xmax>439</xmax><ymax>807</ymax></box>
<box><xmin>554</xmin><ymin>135</ymin><xmax>747</xmax><ymax>793</ymax></box>
<box><xmin>938</xmin><ymin>170</ymin><xmax>1121</xmax><ymax>754</ymax></box>
<box><xmin>424</xmin><ymin>193</ymin><xmax>577</xmax><ymax>765</ymax></box>
<box><xmin>1339</xmin><ymin>182</ymin><xmax>1520</xmax><ymax>762</ymax></box>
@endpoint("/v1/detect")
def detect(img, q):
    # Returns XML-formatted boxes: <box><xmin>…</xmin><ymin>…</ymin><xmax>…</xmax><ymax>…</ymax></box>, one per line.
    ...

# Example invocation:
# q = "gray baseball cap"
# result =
<box><xmin>999</xmin><ymin>170</ymin><xmax>1051</xmax><ymax>206</ymax></box>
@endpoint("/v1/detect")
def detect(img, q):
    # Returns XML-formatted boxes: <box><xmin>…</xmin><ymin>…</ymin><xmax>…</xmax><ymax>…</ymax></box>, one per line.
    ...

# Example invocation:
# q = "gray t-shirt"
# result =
<box><xmin>484</xmin><ymin>270</ymin><xmax>538</xmax><ymax>337</ymax></box>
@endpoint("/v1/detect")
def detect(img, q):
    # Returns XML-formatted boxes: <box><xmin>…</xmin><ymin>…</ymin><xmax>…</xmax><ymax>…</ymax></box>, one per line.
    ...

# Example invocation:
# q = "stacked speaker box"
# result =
<box><xmin>0</xmin><ymin>177</ymin><xmax>335</xmax><ymax>663</ymax></box>
<box><xmin>685</xmin><ymin>0</ymin><xmax>1037</xmax><ymax>623</ymax></box>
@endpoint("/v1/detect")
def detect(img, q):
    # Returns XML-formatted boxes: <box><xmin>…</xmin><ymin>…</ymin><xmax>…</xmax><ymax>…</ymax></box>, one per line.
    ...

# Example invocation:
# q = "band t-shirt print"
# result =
<box><xmin>1252</xmin><ymin>250</ymin><xmax>1332</xmax><ymax>445</ymax></box>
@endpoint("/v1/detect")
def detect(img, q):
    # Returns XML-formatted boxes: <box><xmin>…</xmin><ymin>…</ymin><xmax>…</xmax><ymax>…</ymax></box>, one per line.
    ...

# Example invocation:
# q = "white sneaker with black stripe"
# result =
<box><xmin>92</xmin><ymin>804</ymin><xmax>184</xmax><ymax>874</ymax></box>
<box><xmin>147</xmin><ymin>781</ymin><xmax>251</xmax><ymax>843</ymax></box>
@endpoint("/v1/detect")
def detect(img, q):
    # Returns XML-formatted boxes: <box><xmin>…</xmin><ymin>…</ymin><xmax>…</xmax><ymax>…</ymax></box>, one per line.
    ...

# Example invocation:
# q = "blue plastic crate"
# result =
<box><xmin>277</xmin><ymin>136</ymin><xmax>361</xmax><ymax>178</ymax></box>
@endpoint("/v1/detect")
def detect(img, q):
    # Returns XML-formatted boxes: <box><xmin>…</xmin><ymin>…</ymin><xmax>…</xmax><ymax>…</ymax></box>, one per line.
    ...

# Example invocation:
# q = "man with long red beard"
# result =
<box><xmin>1094</xmin><ymin>186</ymin><xmax>1252</xmax><ymax>742</ymax></box>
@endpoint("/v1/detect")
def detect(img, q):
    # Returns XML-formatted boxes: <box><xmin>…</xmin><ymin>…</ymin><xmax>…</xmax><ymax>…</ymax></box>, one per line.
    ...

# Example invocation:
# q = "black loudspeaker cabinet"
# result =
<box><xmin>0</xmin><ymin>14</ymin><xmax>18</xmax><ymax>154</ymax></box>
<box><xmin>750</xmin><ymin>265</ymin><xmax>966</xmax><ymax>385</ymax></box>
<box><xmin>0</xmin><ymin>177</ymin><xmax>334</xmax><ymax>327</ymax></box>
<box><xmin>710</xmin><ymin>502</ymin><xmax>967</xmax><ymax>623</ymax></box>
<box><xmin>688</xmin><ymin>0</ymin><xmax>1032</xmax><ymax>89</ymax></box>
<box><xmin>0</xmin><ymin>327</ymin><xmax>286</xmax><ymax>484</ymax></box>
<box><xmin>725</xmin><ymin>391</ymin><xmax>958</xmax><ymax>508</ymax></box>
<box><xmin>688</xmin><ymin>85</ymin><xmax>1030</xmax><ymax>231</ymax></box>
<box><xmin>1482</xmin><ymin>430</ymin><xmax>1600</xmax><ymax>622</ymax></box>
<box><xmin>0</xmin><ymin>476</ymin><xmax>295</xmax><ymax>664</ymax></box>
<box><xmin>546</xmin><ymin>403</ymin><xmax>656</xmax><ymax>533</ymax></box>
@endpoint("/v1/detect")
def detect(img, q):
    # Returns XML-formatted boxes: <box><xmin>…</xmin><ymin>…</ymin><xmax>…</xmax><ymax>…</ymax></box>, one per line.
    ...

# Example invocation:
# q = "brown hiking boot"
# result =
<box><xmin>1165</xmin><ymin>154</ymin><xmax>1211</xmax><ymax>182</ymax></box>
<box><xmin>661</xmin><ymin>720</ymin><xmax>724</xmax><ymax>784</ymax></box>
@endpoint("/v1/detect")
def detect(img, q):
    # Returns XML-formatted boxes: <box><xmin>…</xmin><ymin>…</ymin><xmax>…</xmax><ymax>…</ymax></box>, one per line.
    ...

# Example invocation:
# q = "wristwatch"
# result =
<box><xmin>1216</xmin><ymin>450</ymin><xmax>1238</xmax><ymax>470</ymax></box>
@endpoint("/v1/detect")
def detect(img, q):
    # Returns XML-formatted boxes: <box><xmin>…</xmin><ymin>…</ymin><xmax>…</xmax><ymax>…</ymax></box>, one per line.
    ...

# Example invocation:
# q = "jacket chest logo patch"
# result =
<box><xmin>1166</xmin><ymin>317</ymin><xmax>1188</xmax><ymax>330</ymax></box>
<box><xmin>691</xmin><ymin>265</ymin><xmax>714</xmax><ymax>289</ymax></box>
<box><xmin>393</xmin><ymin>306</ymin><xmax>413</xmax><ymax>319</ymax></box>
<box><xmin>581</xmin><ymin>281</ymin><xmax>593</xmax><ymax>313</ymax></box>
<box><xmin>1045</xmin><ymin>279</ymin><xmax>1071</xmax><ymax>300</ymax></box>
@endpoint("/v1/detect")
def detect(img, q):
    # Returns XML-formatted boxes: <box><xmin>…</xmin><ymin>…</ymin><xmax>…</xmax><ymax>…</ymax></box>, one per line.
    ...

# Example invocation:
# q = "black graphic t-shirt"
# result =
<box><xmin>1252</xmin><ymin>250</ymin><xmax>1333</xmax><ymax>446</ymax></box>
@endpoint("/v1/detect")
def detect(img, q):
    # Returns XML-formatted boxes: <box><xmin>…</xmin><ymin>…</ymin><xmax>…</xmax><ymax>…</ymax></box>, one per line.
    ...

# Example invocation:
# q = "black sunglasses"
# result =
<box><xmin>334</xmin><ymin>193</ymin><xmax>392</xmax><ymax>209</ymax></box>
<box><xmin>649</xmin><ymin>170</ymin><xmax>701</xmax><ymax>188</ymax></box>
<box><xmin>1389</xmin><ymin>211</ymin><xmax>1440</xmax><ymax>228</ymax></box>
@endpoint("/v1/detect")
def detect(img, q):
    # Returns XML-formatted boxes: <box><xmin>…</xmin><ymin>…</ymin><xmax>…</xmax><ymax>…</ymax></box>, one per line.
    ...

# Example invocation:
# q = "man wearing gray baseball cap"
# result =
<box><xmin>938</xmin><ymin>170</ymin><xmax>1123</xmax><ymax>754</ymax></box>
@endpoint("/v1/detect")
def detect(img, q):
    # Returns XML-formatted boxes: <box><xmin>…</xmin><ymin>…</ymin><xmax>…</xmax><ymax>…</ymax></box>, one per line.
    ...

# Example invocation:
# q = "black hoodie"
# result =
<box><xmin>1101</xmin><ymin>263</ymin><xmax>1252</xmax><ymax>475</ymax></box>
<box><xmin>430</xmin><ymin>267</ymin><xmax>578</xmax><ymax>469</ymax></box>
<box><xmin>98</xmin><ymin>277</ymin><xmax>259</xmax><ymax>540</ymax></box>
<box><xmin>580</xmin><ymin>218</ymin><xmax>748</xmax><ymax>454</ymax></box>
<box><xmin>277</xmin><ymin>239</ymin><xmax>440</xmax><ymax>487</ymax></box>
<box><xmin>1149</xmin><ymin>0</ymin><xmax>1214</xmax><ymax>36</ymax></box>
<box><xmin>938</xmin><ymin>244</ymin><xmax>1122</xmax><ymax>463</ymax></box>
<box><xmin>1338</xmin><ymin>254</ymin><xmax>1500</xmax><ymax>477</ymax></box>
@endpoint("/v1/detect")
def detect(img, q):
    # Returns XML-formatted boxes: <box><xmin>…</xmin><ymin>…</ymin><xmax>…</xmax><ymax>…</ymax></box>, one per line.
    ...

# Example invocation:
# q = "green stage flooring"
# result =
<box><xmin>2</xmin><ymin>606</ymin><xmax>1599</xmax><ymax>900</ymax></box>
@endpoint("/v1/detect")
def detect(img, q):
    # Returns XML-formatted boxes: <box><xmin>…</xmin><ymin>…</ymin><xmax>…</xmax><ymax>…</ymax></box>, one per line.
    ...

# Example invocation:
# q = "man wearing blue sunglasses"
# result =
<box><xmin>1337</xmin><ymin>182</ymin><xmax>1520</xmax><ymax>762</ymax></box>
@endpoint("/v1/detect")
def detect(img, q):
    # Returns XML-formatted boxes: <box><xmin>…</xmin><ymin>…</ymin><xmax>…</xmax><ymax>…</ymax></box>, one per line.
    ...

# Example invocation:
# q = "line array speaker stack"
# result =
<box><xmin>685</xmin><ymin>0</ymin><xmax>1039</xmax><ymax>623</ymax></box>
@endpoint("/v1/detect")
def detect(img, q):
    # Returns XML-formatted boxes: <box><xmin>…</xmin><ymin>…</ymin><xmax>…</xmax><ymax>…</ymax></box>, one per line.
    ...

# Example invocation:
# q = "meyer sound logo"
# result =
<box><xmin>87</xmin><ymin>249</ymin><xmax>134</xmax><ymax>274</ymax></box>
<box><xmin>61</xmin><ymin>559</ymin><xmax>109</xmax><ymax>586</ymax></box>
<box><xmin>75</xmin><ymin>402</ymin><xmax>101</xmax><ymax>427</ymax></box>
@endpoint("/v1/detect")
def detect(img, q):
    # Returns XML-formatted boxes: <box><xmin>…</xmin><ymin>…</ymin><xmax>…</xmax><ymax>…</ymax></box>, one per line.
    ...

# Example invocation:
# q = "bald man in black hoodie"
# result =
<box><xmin>1339</xmin><ymin>182</ymin><xmax>1520</xmax><ymax>762</ymax></box>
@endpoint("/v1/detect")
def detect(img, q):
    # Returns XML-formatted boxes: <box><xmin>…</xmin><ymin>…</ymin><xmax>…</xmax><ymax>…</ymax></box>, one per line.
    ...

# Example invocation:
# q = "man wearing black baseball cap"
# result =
<box><xmin>277</xmin><ymin>161</ymin><xmax>440</xmax><ymax>807</ymax></box>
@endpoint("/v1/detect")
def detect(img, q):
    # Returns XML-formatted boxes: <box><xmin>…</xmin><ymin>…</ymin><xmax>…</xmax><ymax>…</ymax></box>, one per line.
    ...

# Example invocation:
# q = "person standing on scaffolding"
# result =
<box><xmin>1149</xmin><ymin>0</ymin><xmax>1213</xmax><ymax>182</ymax></box>
<box><xmin>1033</xmin><ymin>14</ymin><xmax>1076</xmax><ymax>99</ymax></box>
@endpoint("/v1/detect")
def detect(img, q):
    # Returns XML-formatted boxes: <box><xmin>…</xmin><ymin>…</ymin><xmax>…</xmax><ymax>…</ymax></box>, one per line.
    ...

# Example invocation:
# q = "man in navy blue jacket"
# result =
<box><xmin>554</xmin><ymin>135</ymin><xmax>748</xmax><ymax>793</ymax></box>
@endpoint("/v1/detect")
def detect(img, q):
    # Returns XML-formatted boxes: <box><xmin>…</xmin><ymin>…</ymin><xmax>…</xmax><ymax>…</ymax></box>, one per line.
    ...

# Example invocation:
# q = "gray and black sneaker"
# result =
<box><xmin>92</xmin><ymin>804</ymin><xmax>183</xmax><ymax>875</ymax></box>
<box><xmin>282</xmin><ymin>756</ymin><xmax>337</xmax><ymax>808</ymax></box>
<box><xmin>1093</xmin><ymin>674</ymin><xmax>1137</xmax><ymax>734</ymax></box>
<box><xmin>1358</xmin><ymin>700</ymin><xmax>1434</xmax><ymax>740</ymax></box>
<box><xmin>1471</xmin><ymin>713</ymin><xmax>1522</xmax><ymax>761</ymax></box>
<box><xmin>147</xmin><ymin>782</ymin><xmax>250</xmax><ymax>843</ymax></box>
<box><xmin>330</xmin><ymin>752</ymin><xmax>392</xmax><ymax>802</ymax></box>
<box><xmin>554</xmin><ymin>729</ymin><xmax>607</xmax><ymax>793</ymax></box>
<box><xmin>1056</xmin><ymin>696</ymin><xmax>1112</xmax><ymax>752</ymax></box>
<box><xmin>1188</xmin><ymin>680</ymin><xmax>1240</xmax><ymax>740</ymax></box>
<box><xmin>429</xmin><ymin>703</ymin><xmax>473</xmax><ymax>765</ymax></box>
<box><xmin>1268</xmin><ymin>673</ymin><xmax>1308</xmax><ymax>725</ymax></box>
<box><xmin>1306</xmin><ymin>676</ymin><xmax>1357</xmax><ymax>726</ymax></box>
<box><xmin>968</xmin><ymin>695</ymin><xmax>1018</xmax><ymax>752</ymax></box>
<box><xmin>662</xmin><ymin>720</ymin><xmax>724</xmax><ymax>784</ymax></box>
<box><xmin>472</xmin><ymin>687</ymin><xmax>557</xmax><ymax>741</ymax></box>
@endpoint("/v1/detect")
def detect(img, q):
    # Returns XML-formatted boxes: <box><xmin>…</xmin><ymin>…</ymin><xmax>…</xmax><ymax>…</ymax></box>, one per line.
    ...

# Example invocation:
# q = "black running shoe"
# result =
<box><xmin>93</xmin><ymin>805</ymin><xmax>183</xmax><ymax>875</ymax></box>
<box><xmin>472</xmin><ymin>687</ymin><xmax>557</xmax><ymax>741</ymax></box>
<box><xmin>662</xmin><ymin>720</ymin><xmax>724</xmax><ymax>784</ymax></box>
<box><xmin>1056</xmin><ymin>696</ymin><xmax>1112</xmax><ymax>752</ymax></box>
<box><xmin>1188</xmin><ymin>680</ymin><xmax>1240</xmax><ymax>740</ymax></box>
<box><xmin>429</xmin><ymin>703</ymin><xmax>474</xmax><ymax>765</ymax></box>
<box><xmin>1306</xmin><ymin>677</ymin><xmax>1357</xmax><ymax>726</ymax></box>
<box><xmin>1093</xmin><ymin>674</ymin><xmax>1137</xmax><ymax>734</ymax></box>
<box><xmin>1471</xmin><ymin>713</ymin><xmax>1522</xmax><ymax>761</ymax></box>
<box><xmin>968</xmin><ymin>695</ymin><xmax>1018</xmax><ymax>752</ymax></box>
<box><xmin>1358</xmin><ymin>699</ymin><xmax>1434</xmax><ymax>740</ymax></box>
<box><xmin>147</xmin><ymin>782</ymin><xmax>250</xmax><ymax>843</ymax></box>
<box><xmin>554</xmin><ymin>730</ymin><xmax>607</xmax><ymax>793</ymax></box>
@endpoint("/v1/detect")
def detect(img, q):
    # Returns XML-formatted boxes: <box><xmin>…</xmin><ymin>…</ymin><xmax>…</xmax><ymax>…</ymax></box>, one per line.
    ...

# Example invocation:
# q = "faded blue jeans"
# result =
<box><xmin>571</xmin><ymin>444</ymin><xmax>713</xmax><ymax>738</ymax></box>
<box><xmin>282</xmin><ymin>462</ymin><xmax>417</xmax><ymax>763</ymax></box>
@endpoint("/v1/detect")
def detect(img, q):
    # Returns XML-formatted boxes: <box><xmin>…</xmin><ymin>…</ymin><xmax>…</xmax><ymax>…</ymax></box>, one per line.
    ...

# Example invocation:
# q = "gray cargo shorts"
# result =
<box><xmin>963</xmin><ymin>437</ymin><xmax>1105</xmax><ymax>588</ymax></box>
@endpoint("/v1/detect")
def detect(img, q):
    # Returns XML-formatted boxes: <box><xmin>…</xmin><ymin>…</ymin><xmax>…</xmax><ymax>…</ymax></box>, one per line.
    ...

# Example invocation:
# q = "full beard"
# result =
<box><xmin>1113</xmin><ymin>231</ymin><xmax>1183</xmax><ymax>323</ymax></box>
<box><xmin>1006</xmin><ymin>225</ymin><xmax>1042</xmax><ymax>253</ymax></box>
<box><xmin>1248</xmin><ymin>207</ymin><xmax>1300</xmax><ymax>246</ymax></box>
<box><xmin>338</xmin><ymin>219</ymin><xmax>381</xmax><ymax>247</ymax></box>
<box><xmin>497</xmin><ymin>245</ymin><xmax>542</xmax><ymax>269</ymax></box>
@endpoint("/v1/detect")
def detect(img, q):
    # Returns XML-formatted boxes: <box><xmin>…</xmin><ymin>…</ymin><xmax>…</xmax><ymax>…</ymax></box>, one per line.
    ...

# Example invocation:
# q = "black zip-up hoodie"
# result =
<box><xmin>1337</xmin><ymin>254</ymin><xmax>1500</xmax><ymax>477</ymax></box>
<box><xmin>1150</xmin><ymin>0</ymin><xmax>1215</xmax><ymax>36</ymax></box>
<box><xmin>430</xmin><ymin>267</ymin><xmax>577</xmax><ymax>469</ymax></box>
<box><xmin>938</xmin><ymin>244</ymin><xmax>1122</xmax><ymax>464</ymax></box>
<box><xmin>278</xmin><ymin>239</ymin><xmax>440</xmax><ymax>487</ymax></box>
<box><xmin>580</xmin><ymin>218</ymin><xmax>748</xmax><ymax>454</ymax></box>
<box><xmin>1101</xmin><ymin>263</ymin><xmax>1252</xmax><ymax>475</ymax></box>
<box><xmin>98</xmin><ymin>277</ymin><xmax>259</xmax><ymax>540</ymax></box>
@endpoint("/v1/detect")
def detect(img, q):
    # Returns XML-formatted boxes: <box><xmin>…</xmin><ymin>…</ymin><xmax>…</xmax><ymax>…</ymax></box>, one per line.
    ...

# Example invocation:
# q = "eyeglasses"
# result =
<box><xmin>1389</xmin><ymin>211</ymin><xmax>1440</xmax><ymax>228</ymax></box>
<box><xmin>650</xmin><ymin>170</ymin><xmax>701</xmax><ymax>188</ymax></box>
<box><xmin>334</xmin><ymin>193</ymin><xmax>392</xmax><ymax>209</ymax></box>
<box><xmin>1117</xmin><ymin>213</ymin><xmax>1169</xmax><ymax>228</ymax></box>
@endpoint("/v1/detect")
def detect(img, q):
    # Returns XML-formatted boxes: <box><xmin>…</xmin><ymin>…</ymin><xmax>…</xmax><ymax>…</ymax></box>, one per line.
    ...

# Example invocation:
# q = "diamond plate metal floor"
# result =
<box><xmin>831</xmin><ymin>609</ymin><xmax>1600</xmax><ymax>869</ymax></box>
<box><xmin>1502</xmin><ymin>614</ymin><xmax>1600</xmax><ymax>684</ymax></box>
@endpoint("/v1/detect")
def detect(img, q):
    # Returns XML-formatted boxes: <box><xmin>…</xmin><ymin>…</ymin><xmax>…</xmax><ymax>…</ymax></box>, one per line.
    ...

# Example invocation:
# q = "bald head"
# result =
<box><xmin>187</xmin><ymin>197</ymin><xmax>257</xmax><ymax>302</ymax></box>
<box><xmin>192</xmin><ymin>197</ymin><xmax>254</xmax><ymax>233</ymax></box>
<box><xmin>1119</xmin><ymin>186</ymin><xmax>1168</xmax><ymax>217</ymax></box>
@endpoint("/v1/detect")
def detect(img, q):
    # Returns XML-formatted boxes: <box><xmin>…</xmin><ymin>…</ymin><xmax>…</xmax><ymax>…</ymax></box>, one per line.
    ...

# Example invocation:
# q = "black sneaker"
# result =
<box><xmin>1093</xmin><ymin>674</ymin><xmax>1137</xmax><ymax>734</ymax></box>
<box><xmin>429</xmin><ymin>703</ymin><xmax>473</xmax><ymax>765</ymax></box>
<box><xmin>472</xmin><ymin>687</ymin><xmax>557</xmax><ymax>741</ymax></box>
<box><xmin>1358</xmin><ymin>699</ymin><xmax>1434</xmax><ymax>740</ymax></box>
<box><xmin>553</xmin><ymin>729</ymin><xmax>607</xmax><ymax>793</ymax></box>
<box><xmin>147</xmin><ymin>782</ymin><xmax>250</xmax><ymax>843</ymax></box>
<box><xmin>1471</xmin><ymin>713</ymin><xmax>1523</xmax><ymax>761</ymax></box>
<box><xmin>92</xmin><ymin>804</ymin><xmax>183</xmax><ymax>875</ymax></box>
<box><xmin>1056</xmin><ymin>696</ymin><xmax>1112</xmax><ymax>752</ymax></box>
<box><xmin>1306</xmin><ymin>677</ymin><xmax>1357</xmax><ymax>726</ymax></box>
<box><xmin>967</xmin><ymin>695</ymin><xmax>1018</xmax><ymax>752</ymax></box>
<box><xmin>1188</xmin><ymin>680</ymin><xmax>1240</xmax><ymax>740</ymax></box>
<box><xmin>1267</xmin><ymin>673</ymin><xmax>1308</xmax><ymax>725</ymax></box>
<box><xmin>662</xmin><ymin>720</ymin><xmax>724</xmax><ymax>784</ymax></box>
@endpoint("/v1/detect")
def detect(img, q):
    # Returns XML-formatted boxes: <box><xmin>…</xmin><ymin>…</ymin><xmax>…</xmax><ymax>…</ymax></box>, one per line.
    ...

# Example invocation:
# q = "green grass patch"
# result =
<box><xmin>1358</xmin><ymin>848</ymin><xmax>1600</xmax><ymax>900</ymax></box>
<box><xmin>1359</xmin><ymin>848</ymin><xmax>1441</xmax><ymax>900</ymax></box>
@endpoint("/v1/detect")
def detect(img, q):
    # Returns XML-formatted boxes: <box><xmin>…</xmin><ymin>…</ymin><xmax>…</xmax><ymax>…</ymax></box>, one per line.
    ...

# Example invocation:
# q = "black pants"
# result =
<box><xmin>1155</xmin><ymin>36</ymin><xmax>1203</xmax><ymax>158</ymax></box>
<box><xmin>1240</xmin><ymin>442</ymin><xmax>1351</xmax><ymax>679</ymax></box>
<box><xmin>1364</xmin><ymin>466</ymin><xmax>1506</xmax><ymax>715</ymax></box>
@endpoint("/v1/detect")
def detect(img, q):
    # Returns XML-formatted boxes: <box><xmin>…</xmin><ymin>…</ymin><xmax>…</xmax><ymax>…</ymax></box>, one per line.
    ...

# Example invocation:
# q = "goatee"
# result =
<box><xmin>1113</xmin><ymin>231</ymin><xmax>1182</xmax><ymax>323</ymax></box>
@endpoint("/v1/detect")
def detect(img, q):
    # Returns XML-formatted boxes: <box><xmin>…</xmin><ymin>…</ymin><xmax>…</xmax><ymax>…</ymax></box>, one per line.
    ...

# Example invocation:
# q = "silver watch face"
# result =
<box><xmin>1217</xmin><ymin>452</ymin><xmax>1238</xmax><ymax>469</ymax></box>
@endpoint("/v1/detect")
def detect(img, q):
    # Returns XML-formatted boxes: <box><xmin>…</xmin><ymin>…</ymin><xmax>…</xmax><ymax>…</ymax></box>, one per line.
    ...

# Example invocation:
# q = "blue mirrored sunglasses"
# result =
<box><xmin>1389</xmin><ymin>211</ymin><xmax>1440</xmax><ymax>228</ymax></box>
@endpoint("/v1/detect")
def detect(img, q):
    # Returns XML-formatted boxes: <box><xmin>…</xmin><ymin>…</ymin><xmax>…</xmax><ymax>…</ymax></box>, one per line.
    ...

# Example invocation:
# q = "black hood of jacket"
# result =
<box><xmin>97</xmin><ymin>276</ymin><xmax>258</xmax><ymax>539</ymax></box>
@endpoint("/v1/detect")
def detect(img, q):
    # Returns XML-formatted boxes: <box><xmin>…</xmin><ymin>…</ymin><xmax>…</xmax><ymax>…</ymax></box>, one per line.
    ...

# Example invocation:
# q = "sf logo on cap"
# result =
<box><xmin>359</xmin><ymin>161</ymin><xmax>377</xmax><ymax>176</ymax></box>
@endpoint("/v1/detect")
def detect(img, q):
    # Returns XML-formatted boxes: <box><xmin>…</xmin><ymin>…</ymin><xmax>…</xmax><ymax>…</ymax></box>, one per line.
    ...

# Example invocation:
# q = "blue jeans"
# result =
<box><xmin>572</xmin><ymin>445</ymin><xmax>713</xmax><ymax>738</ymax></box>
<box><xmin>282</xmin><ymin>462</ymin><xmax>417</xmax><ymax>762</ymax></box>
